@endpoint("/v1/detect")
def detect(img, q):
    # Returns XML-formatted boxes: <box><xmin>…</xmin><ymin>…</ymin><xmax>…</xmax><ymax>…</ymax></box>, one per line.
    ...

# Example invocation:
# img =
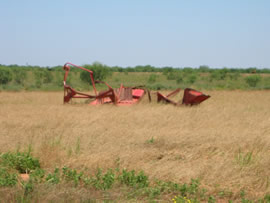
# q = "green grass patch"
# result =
<box><xmin>1</xmin><ymin>151</ymin><xmax>270</xmax><ymax>202</ymax></box>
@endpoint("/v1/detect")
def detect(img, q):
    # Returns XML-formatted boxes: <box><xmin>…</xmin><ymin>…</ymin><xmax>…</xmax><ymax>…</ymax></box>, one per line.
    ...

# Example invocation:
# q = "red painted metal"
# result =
<box><xmin>157</xmin><ymin>88</ymin><xmax>181</xmax><ymax>106</ymax></box>
<box><xmin>182</xmin><ymin>88</ymin><xmax>210</xmax><ymax>105</ymax></box>
<box><xmin>89</xmin><ymin>86</ymin><xmax>147</xmax><ymax>106</ymax></box>
<box><xmin>157</xmin><ymin>88</ymin><xmax>210</xmax><ymax>106</ymax></box>
<box><xmin>63</xmin><ymin>63</ymin><xmax>149</xmax><ymax>105</ymax></box>
<box><xmin>63</xmin><ymin>62</ymin><xmax>98</xmax><ymax>104</ymax></box>
<box><xmin>63</xmin><ymin>62</ymin><xmax>210</xmax><ymax>106</ymax></box>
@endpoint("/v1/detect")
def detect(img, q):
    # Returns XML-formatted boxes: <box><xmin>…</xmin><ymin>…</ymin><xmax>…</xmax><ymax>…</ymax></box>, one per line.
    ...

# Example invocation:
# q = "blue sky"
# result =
<box><xmin>0</xmin><ymin>0</ymin><xmax>269</xmax><ymax>68</ymax></box>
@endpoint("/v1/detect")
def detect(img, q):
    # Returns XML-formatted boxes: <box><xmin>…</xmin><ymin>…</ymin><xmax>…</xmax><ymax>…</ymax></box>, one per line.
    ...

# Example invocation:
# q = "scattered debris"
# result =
<box><xmin>63</xmin><ymin>62</ymin><xmax>210</xmax><ymax>106</ymax></box>
<box><xmin>63</xmin><ymin>62</ymin><xmax>150</xmax><ymax>105</ymax></box>
<box><xmin>157</xmin><ymin>88</ymin><xmax>210</xmax><ymax>106</ymax></box>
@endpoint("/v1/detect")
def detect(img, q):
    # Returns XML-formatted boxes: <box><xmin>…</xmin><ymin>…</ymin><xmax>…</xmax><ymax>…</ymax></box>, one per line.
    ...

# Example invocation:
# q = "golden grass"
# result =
<box><xmin>0</xmin><ymin>90</ymin><xmax>270</xmax><ymax>199</ymax></box>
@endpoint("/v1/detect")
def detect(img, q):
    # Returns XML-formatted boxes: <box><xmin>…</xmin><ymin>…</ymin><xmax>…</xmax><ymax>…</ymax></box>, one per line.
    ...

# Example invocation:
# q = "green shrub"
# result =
<box><xmin>34</xmin><ymin>71</ymin><xmax>43</xmax><ymax>88</ymax></box>
<box><xmin>167</xmin><ymin>72</ymin><xmax>177</xmax><ymax>80</ymax></box>
<box><xmin>176</xmin><ymin>74</ymin><xmax>183</xmax><ymax>84</ymax></box>
<box><xmin>30</xmin><ymin>168</ymin><xmax>45</xmax><ymax>183</ymax></box>
<box><xmin>208</xmin><ymin>195</ymin><xmax>216</xmax><ymax>203</ymax></box>
<box><xmin>162</xmin><ymin>67</ymin><xmax>173</xmax><ymax>75</ymax></box>
<box><xmin>13</xmin><ymin>69</ymin><xmax>27</xmax><ymax>85</ymax></box>
<box><xmin>148</xmin><ymin>74</ymin><xmax>157</xmax><ymax>84</ymax></box>
<box><xmin>101</xmin><ymin>169</ymin><xmax>115</xmax><ymax>190</ymax></box>
<box><xmin>118</xmin><ymin>169</ymin><xmax>149</xmax><ymax>188</ymax></box>
<box><xmin>245</xmin><ymin>75</ymin><xmax>262</xmax><ymax>87</ymax></box>
<box><xmin>22</xmin><ymin>179</ymin><xmax>34</xmax><ymax>195</ymax></box>
<box><xmin>219</xmin><ymin>68</ymin><xmax>229</xmax><ymax>80</ymax></box>
<box><xmin>46</xmin><ymin>168</ymin><xmax>60</xmax><ymax>184</ymax></box>
<box><xmin>176</xmin><ymin>74</ymin><xmax>184</xmax><ymax>84</ymax></box>
<box><xmin>187</xmin><ymin>74</ymin><xmax>197</xmax><ymax>84</ymax></box>
<box><xmin>210</xmin><ymin>69</ymin><xmax>228</xmax><ymax>81</ymax></box>
<box><xmin>0</xmin><ymin>168</ymin><xmax>17</xmax><ymax>186</ymax></box>
<box><xmin>55</xmin><ymin>72</ymin><xmax>63</xmax><ymax>87</ymax></box>
<box><xmin>91</xmin><ymin>168</ymin><xmax>115</xmax><ymax>190</ymax></box>
<box><xmin>0</xmin><ymin>67</ymin><xmax>12</xmax><ymax>84</ymax></box>
<box><xmin>62</xmin><ymin>166</ymin><xmax>83</xmax><ymax>186</ymax></box>
<box><xmin>263</xmin><ymin>194</ymin><xmax>270</xmax><ymax>202</ymax></box>
<box><xmin>0</xmin><ymin>152</ymin><xmax>40</xmax><ymax>173</ymax></box>
<box><xmin>33</xmin><ymin>70</ymin><xmax>53</xmax><ymax>87</ymax></box>
<box><xmin>80</xmin><ymin>62</ymin><xmax>111</xmax><ymax>84</ymax></box>
<box><xmin>182</xmin><ymin>67</ymin><xmax>194</xmax><ymax>74</ymax></box>
<box><xmin>247</xmin><ymin>67</ymin><xmax>257</xmax><ymax>74</ymax></box>
<box><xmin>43</xmin><ymin>70</ymin><xmax>53</xmax><ymax>83</ymax></box>
<box><xmin>199</xmin><ymin>65</ymin><xmax>210</xmax><ymax>72</ymax></box>
<box><xmin>228</xmin><ymin>73</ymin><xmax>241</xmax><ymax>80</ymax></box>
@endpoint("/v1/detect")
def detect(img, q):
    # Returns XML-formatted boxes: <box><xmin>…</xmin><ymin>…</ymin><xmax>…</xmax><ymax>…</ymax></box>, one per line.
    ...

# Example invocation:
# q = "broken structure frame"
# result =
<box><xmin>62</xmin><ymin>62</ymin><xmax>210</xmax><ymax>106</ymax></box>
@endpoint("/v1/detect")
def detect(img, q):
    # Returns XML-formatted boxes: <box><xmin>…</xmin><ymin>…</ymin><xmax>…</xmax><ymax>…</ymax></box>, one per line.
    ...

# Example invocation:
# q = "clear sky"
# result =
<box><xmin>0</xmin><ymin>0</ymin><xmax>269</xmax><ymax>68</ymax></box>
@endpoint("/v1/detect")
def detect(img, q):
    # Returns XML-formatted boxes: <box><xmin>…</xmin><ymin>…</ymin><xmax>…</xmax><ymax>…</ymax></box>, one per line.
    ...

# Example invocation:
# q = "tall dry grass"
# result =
<box><xmin>0</xmin><ymin>90</ymin><xmax>270</xmax><ymax>199</ymax></box>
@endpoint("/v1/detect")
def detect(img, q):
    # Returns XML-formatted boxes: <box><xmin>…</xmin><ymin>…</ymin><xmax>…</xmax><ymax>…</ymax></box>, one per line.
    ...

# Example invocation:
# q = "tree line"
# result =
<box><xmin>1</xmin><ymin>63</ymin><xmax>270</xmax><ymax>74</ymax></box>
<box><xmin>0</xmin><ymin>62</ymin><xmax>269</xmax><ymax>90</ymax></box>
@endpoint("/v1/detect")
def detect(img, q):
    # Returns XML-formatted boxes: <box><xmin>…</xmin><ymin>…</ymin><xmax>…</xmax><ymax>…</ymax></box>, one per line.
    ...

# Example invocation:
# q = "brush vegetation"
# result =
<box><xmin>0</xmin><ymin>63</ymin><xmax>270</xmax><ymax>91</ymax></box>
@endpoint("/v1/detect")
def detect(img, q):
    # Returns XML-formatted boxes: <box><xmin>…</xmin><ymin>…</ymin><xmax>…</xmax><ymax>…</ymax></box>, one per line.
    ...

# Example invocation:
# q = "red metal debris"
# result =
<box><xmin>157</xmin><ymin>88</ymin><xmax>210</xmax><ymax>106</ymax></box>
<box><xmin>157</xmin><ymin>88</ymin><xmax>181</xmax><ymax>105</ymax></box>
<box><xmin>63</xmin><ymin>62</ymin><xmax>210</xmax><ymax>106</ymax></box>
<box><xmin>182</xmin><ymin>88</ymin><xmax>210</xmax><ymax>105</ymax></box>
<box><xmin>89</xmin><ymin>86</ymin><xmax>149</xmax><ymax>106</ymax></box>
<box><xmin>63</xmin><ymin>62</ymin><xmax>150</xmax><ymax>105</ymax></box>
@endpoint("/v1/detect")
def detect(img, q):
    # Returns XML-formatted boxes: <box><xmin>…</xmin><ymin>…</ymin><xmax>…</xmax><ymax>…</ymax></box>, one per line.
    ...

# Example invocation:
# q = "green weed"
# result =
<box><xmin>46</xmin><ymin>168</ymin><xmax>60</xmax><ymax>184</ymax></box>
<box><xmin>208</xmin><ymin>195</ymin><xmax>216</xmax><ymax>203</ymax></box>
<box><xmin>1</xmin><ymin>150</ymin><xmax>270</xmax><ymax>202</ymax></box>
<box><xmin>0</xmin><ymin>168</ymin><xmax>17</xmax><ymax>186</ymax></box>
<box><xmin>146</xmin><ymin>137</ymin><xmax>155</xmax><ymax>144</ymax></box>
<box><xmin>0</xmin><ymin>151</ymin><xmax>40</xmax><ymax>173</ymax></box>
<box><xmin>62</xmin><ymin>166</ymin><xmax>83</xmax><ymax>186</ymax></box>
<box><xmin>30</xmin><ymin>168</ymin><xmax>45</xmax><ymax>183</ymax></box>
<box><xmin>91</xmin><ymin>168</ymin><xmax>116</xmax><ymax>190</ymax></box>
<box><xmin>118</xmin><ymin>169</ymin><xmax>149</xmax><ymax>188</ymax></box>
<box><xmin>236</xmin><ymin>150</ymin><xmax>254</xmax><ymax>166</ymax></box>
<box><xmin>22</xmin><ymin>179</ymin><xmax>34</xmax><ymax>196</ymax></box>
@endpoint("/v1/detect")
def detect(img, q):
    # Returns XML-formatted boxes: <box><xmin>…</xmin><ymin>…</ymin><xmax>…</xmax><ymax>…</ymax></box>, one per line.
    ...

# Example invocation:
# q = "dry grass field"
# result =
<box><xmin>0</xmin><ymin>90</ymin><xmax>270</xmax><ymax>201</ymax></box>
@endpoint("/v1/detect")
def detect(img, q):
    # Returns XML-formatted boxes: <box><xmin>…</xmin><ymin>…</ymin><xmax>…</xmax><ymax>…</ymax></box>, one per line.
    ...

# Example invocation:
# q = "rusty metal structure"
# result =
<box><xmin>157</xmin><ymin>88</ymin><xmax>210</xmax><ymax>106</ymax></box>
<box><xmin>63</xmin><ymin>62</ymin><xmax>210</xmax><ymax>106</ymax></box>
<box><xmin>63</xmin><ymin>62</ymin><xmax>150</xmax><ymax>105</ymax></box>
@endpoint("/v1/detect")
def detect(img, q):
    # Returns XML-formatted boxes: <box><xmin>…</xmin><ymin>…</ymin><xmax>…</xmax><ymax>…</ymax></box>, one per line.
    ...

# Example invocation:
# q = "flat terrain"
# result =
<box><xmin>0</xmin><ymin>90</ymin><xmax>270</xmax><ymax>201</ymax></box>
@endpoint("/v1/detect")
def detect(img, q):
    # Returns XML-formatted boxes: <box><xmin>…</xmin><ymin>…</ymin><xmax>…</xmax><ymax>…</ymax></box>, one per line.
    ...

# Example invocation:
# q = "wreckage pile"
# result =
<box><xmin>63</xmin><ymin>62</ymin><xmax>210</xmax><ymax>106</ymax></box>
